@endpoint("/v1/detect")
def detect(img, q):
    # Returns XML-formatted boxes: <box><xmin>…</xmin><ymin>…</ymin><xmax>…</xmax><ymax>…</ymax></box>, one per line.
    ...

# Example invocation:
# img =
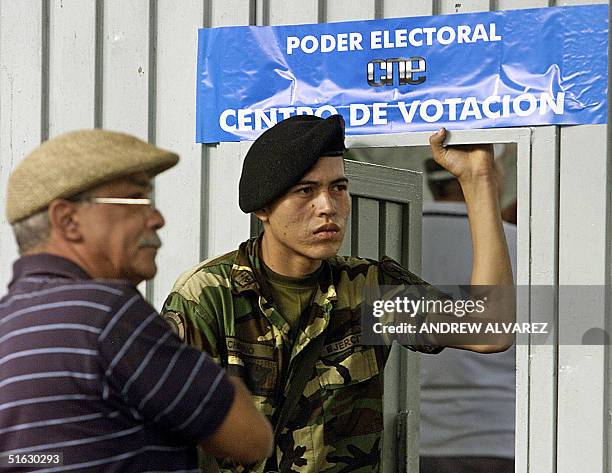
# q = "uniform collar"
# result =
<box><xmin>230</xmin><ymin>236</ymin><xmax>336</xmax><ymax>301</ymax></box>
<box><xmin>229</xmin><ymin>236</ymin><xmax>337</xmax><ymax>344</ymax></box>
<box><xmin>229</xmin><ymin>237</ymin><xmax>263</xmax><ymax>295</ymax></box>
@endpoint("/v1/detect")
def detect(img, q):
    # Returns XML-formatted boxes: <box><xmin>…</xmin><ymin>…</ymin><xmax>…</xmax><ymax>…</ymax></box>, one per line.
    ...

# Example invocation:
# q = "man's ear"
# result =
<box><xmin>47</xmin><ymin>200</ymin><xmax>83</xmax><ymax>242</ymax></box>
<box><xmin>253</xmin><ymin>208</ymin><xmax>269</xmax><ymax>224</ymax></box>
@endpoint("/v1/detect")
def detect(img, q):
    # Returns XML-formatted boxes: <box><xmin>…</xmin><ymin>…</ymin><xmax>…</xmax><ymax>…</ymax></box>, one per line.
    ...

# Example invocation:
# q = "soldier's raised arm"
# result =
<box><xmin>427</xmin><ymin>128</ymin><xmax>515</xmax><ymax>352</ymax></box>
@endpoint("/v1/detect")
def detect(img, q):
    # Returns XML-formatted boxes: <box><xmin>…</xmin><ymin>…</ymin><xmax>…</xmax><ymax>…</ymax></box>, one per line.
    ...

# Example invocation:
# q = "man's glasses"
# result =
<box><xmin>81</xmin><ymin>197</ymin><xmax>153</xmax><ymax>206</ymax></box>
<box><xmin>71</xmin><ymin>197</ymin><xmax>156</xmax><ymax>213</ymax></box>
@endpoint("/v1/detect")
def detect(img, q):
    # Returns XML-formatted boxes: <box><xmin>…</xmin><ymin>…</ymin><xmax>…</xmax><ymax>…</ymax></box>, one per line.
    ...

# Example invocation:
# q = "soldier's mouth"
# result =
<box><xmin>314</xmin><ymin>224</ymin><xmax>341</xmax><ymax>240</ymax></box>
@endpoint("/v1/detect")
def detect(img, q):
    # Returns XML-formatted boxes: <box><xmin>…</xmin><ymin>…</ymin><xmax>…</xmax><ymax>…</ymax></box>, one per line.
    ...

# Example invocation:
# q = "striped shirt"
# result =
<box><xmin>0</xmin><ymin>254</ymin><xmax>234</xmax><ymax>472</ymax></box>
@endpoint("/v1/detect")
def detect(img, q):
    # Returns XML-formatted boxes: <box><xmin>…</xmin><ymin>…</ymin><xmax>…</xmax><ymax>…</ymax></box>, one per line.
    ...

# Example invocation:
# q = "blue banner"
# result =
<box><xmin>196</xmin><ymin>5</ymin><xmax>608</xmax><ymax>143</ymax></box>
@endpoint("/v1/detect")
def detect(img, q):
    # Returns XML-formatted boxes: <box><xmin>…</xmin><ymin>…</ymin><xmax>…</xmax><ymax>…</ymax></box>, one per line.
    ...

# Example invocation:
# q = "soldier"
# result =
<box><xmin>162</xmin><ymin>115</ymin><xmax>513</xmax><ymax>472</ymax></box>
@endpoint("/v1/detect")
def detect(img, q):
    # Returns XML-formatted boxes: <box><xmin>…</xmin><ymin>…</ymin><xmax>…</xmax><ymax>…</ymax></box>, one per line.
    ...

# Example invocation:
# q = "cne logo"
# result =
<box><xmin>367</xmin><ymin>57</ymin><xmax>427</xmax><ymax>87</ymax></box>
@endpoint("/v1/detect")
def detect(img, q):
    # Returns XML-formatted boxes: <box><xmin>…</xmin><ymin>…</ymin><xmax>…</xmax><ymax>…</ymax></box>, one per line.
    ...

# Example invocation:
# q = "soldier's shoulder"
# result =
<box><xmin>169</xmin><ymin>249</ymin><xmax>238</xmax><ymax>303</ymax></box>
<box><xmin>329</xmin><ymin>255</ymin><xmax>425</xmax><ymax>285</ymax></box>
<box><xmin>329</xmin><ymin>255</ymin><xmax>378</xmax><ymax>273</ymax></box>
<box><xmin>377</xmin><ymin>256</ymin><xmax>427</xmax><ymax>285</ymax></box>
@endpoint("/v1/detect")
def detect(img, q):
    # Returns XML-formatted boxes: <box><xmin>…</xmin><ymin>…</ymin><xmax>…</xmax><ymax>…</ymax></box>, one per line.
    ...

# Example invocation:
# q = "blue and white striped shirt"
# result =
<box><xmin>0</xmin><ymin>254</ymin><xmax>234</xmax><ymax>472</ymax></box>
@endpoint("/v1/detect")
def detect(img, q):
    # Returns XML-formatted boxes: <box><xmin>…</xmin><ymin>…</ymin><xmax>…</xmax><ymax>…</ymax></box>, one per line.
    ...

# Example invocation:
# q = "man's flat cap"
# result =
<box><xmin>7</xmin><ymin>129</ymin><xmax>179</xmax><ymax>224</ymax></box>
<box><xmin>239</xmin><ymin>114</ymin><xmax>345</xmax><ymax>213</ymax></box>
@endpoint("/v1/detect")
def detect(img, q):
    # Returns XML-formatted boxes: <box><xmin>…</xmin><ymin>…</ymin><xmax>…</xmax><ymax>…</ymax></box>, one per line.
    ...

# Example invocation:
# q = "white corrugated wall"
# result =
<box><xmin>0</xmin><ymin>1</ymin><xmax>609</xmax><ymax>472</ymax></box>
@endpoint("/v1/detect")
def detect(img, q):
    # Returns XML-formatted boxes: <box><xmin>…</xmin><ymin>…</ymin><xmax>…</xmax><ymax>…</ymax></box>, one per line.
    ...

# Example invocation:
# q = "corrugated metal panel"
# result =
<box><xmin>0</xmin><ymin>1</ymin><xmax>610</xmax><ymax>472</ymax></box>
<box><xmin>521</xmin><ymin>126</ymin><xmax>559</xmax><ymax>473</ymax></box>
<box><xmin>557</xmin><ymin>0</ymin><xmax>606</xmax><ymax>4</ymax></box>
<box><xmin>202</xmin><ymin>0</ymin><xmax>252</xmax><ymax>284</ymax></box>
<box><xmin>47</xmin><ymin>0</ymin><xmax>97</xmax><ymax>136</ymax></box>
<box><xmin>497</xmin><ymin>0</ymin><xmax>549</xmax><ymax>8</ymax></box>
<box><xmin>268</xmin><ymin>0</ymin><xmax>319</xmax><ymax>24</ymax></box>
<box><xmin>438</xmin><ymin>0</ymin><xmax>490</xmax><ymax>14</ymax></box>
<box><xmin>102</xmin><ymin>0</ymin><xmax>151</xmax><ymax>137</ymax></box>
<box><xmin>382</xmin><ymin>1</ymin><xmax>433</xmax><ymax>18</ymax></box>
<box><xmin>326</xmin><ymin>0</ymin><xmax>376</xmax><ymax>21</ymax></box>
<box><xmin>153</xmin><ymin>1</ymin><xmax>209</xmax><ymax>307</ymax></box>
<box><xmin>558</xmin><ymin>125</ymin><xmax>609</xmax><ymax>473</ymax></box>
<box><xmin>0</xmin><ymin>0</ymin><xmax>44</xmax><ymax>289</ymax></box>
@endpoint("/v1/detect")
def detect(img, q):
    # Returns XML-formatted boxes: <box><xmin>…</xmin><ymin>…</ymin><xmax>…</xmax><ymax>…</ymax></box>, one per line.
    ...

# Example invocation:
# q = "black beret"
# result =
<box><xmin>239</xmin><ymin>114</ymin><xmax>346</xmax><ymax>213</ymax></box>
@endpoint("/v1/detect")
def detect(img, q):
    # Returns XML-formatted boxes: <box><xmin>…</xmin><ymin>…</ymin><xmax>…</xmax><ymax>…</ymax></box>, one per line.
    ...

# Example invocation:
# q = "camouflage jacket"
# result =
<box><xmin>161</xmin><ymin>237</ymin><xmax>440</xmax><ymax>473</ymax></box>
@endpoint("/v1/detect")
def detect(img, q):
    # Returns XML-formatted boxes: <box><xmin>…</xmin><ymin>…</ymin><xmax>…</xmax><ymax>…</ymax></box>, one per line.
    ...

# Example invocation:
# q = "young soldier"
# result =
<box><xmin>162</xmin><ymin>115</ymin><xmax>513</xmax><ymax>472</ymax></box>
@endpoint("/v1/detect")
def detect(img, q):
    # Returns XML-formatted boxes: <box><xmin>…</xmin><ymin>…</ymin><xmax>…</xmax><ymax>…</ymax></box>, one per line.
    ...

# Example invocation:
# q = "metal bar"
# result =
<box><xmin>351</xmin><ymin>197</ymin><xmax>360</xmax><ymax>256</ymax></box>
<box><xmin>346</xmin><ymin>127</ymin><xmax>532</xmax><ymax>148</ymax></box>
<box><xmin>379</xmin><ymin>201</ymin><xmax>388</xmax><ymax>259</ymax></box>
<box><xmin>40</xmin><ymin>0</ymin><xmax>50</xmax><ymax>142</ymax></box>
<box><xmin>94</xmin><ymin>0</ymin><xmax>104</xmax><ymax>129</ymax></box>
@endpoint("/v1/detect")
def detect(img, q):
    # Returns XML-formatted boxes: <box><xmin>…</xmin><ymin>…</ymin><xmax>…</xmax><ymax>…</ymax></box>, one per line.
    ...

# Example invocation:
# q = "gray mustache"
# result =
<box><xmin>138</xmin><ymin>235</ymin><xmax>162</xmax><ymax>249</ymax></box>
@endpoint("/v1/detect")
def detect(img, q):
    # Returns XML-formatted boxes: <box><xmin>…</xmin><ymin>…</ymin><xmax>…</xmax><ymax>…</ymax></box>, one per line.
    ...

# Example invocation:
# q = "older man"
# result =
<box><xmin>0</xmin><ymin>130</ymin><xmax>272</xmax><ymax>472</ymax></box>
<box><xmin>162</xmin><ymin>115</ymin><xmax>513</xmax><ymax>472</ymax></box>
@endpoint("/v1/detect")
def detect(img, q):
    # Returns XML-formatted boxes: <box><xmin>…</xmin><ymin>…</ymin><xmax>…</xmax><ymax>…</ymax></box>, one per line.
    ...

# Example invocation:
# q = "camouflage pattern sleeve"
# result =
<box><xmin>377</xmin><ymin>256</ymin><xmax>446</xmax><ymax>354</ymax></box>
<box><xmin>161</xmin><ymin>291</ymin><xmax>223</xmax><ymax>364</ymax></box>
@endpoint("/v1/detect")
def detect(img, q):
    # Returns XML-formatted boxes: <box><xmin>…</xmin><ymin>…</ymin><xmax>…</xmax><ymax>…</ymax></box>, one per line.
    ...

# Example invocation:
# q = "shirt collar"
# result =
<box><xmin>9</xmin><ymin>253</ymin><xmax>92</xmax><ymax>289</ymax></box>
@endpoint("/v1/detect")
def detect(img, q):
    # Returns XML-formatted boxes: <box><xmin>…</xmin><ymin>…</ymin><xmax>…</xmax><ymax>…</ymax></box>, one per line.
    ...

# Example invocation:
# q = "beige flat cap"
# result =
<box><xmin>6</xmin><ymin>129</ymin><xmax>179</xmax><ymax>224</ymax></box>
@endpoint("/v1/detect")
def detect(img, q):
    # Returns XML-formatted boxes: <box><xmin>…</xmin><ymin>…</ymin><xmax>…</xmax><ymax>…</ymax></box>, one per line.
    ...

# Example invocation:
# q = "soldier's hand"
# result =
<box><xmin>429</xmin><ymin>128</ymin><xmax>495</xmax><ymax>185</ymax></box>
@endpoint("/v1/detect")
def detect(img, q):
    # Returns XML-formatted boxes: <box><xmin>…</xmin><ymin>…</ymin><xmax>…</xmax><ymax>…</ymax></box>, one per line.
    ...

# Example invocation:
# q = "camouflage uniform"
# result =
<box><xmin>162</xmin><ymin>237</ymin><xmax>440</xmax><ymax>473</ymax></box>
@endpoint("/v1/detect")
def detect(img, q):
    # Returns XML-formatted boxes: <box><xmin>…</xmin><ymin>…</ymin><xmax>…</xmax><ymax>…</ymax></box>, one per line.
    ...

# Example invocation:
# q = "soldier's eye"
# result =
<box><xmin>296</xmin><ymin>186</ymin><xmax>313</xmax><ymax>195</ymax></box>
